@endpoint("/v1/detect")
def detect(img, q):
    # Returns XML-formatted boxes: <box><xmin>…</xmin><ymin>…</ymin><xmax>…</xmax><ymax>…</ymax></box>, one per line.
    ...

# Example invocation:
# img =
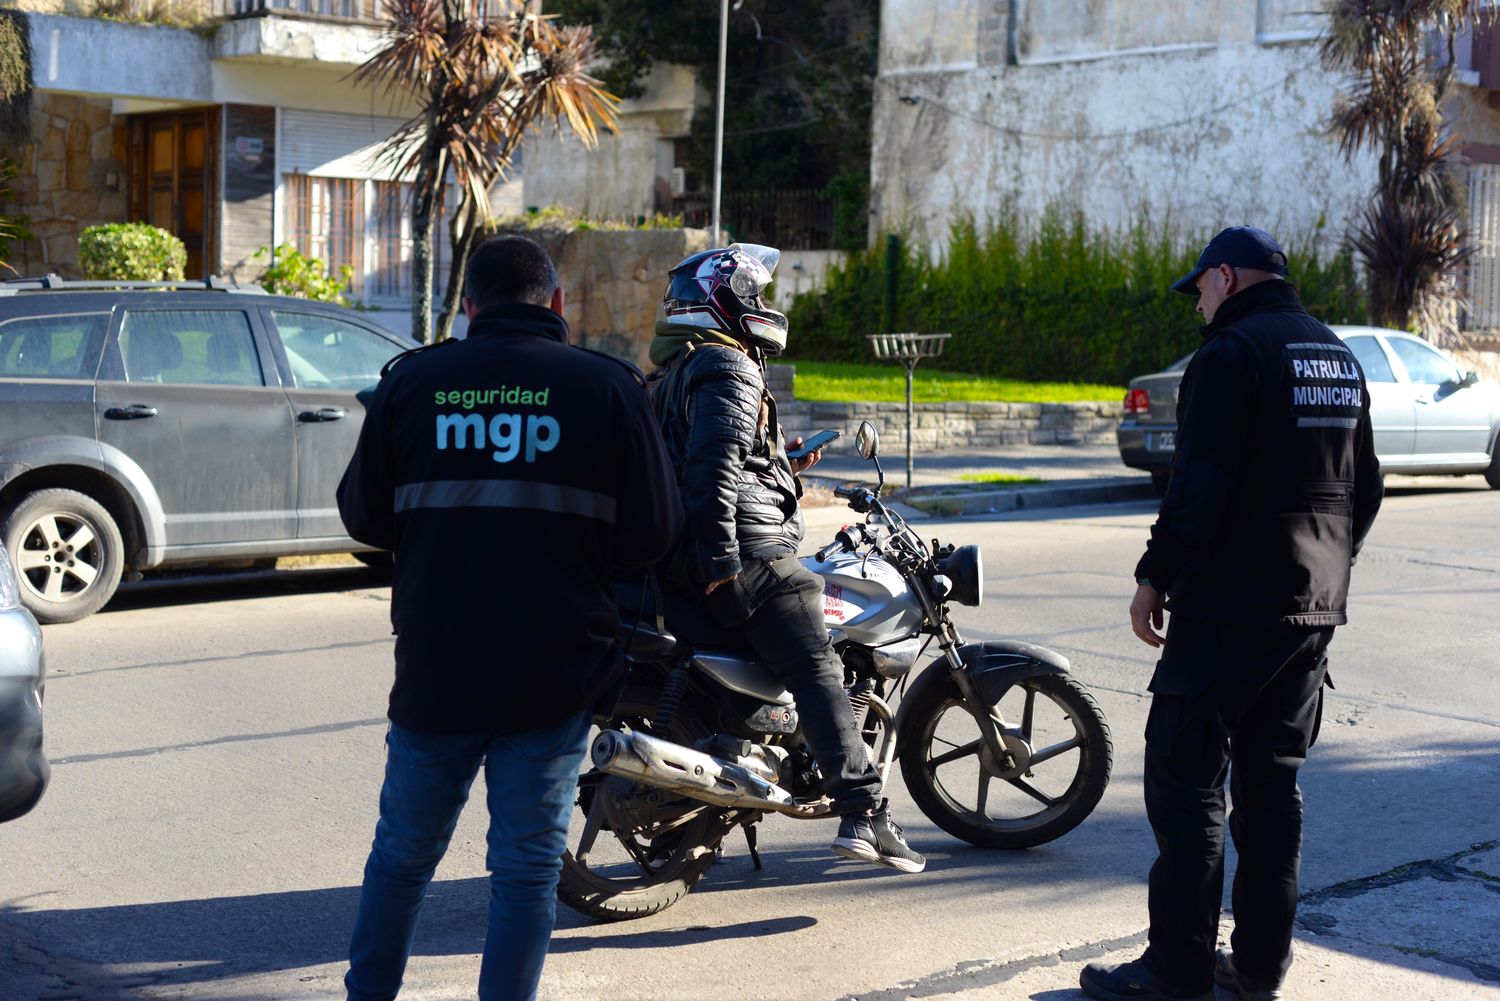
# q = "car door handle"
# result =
<box><xmin>103</xmin><ymin>404</ymin><xmax>159</xmax><ymax>420</ymax></box>
<box><xmin>1414</xmin><ymin>396</ymin><xmax>1431</xmax><ymax>405</ymax></box>
<box><xmin>298</xmin><ymin>407</ymin><xmax>347</xmax><ymax>423</ymax></box>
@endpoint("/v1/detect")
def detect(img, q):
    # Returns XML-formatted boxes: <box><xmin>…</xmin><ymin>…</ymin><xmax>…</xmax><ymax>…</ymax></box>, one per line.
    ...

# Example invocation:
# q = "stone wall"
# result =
<box><xmin>515</xmin><ymin>226</ymin><xmax>714</xmax><ymax>371</ymax></box>
<box><xmin>7</xmin><ymin>92</ymin><xmax>128</xmax><ymax>276</ymax></box>
<box><xmin>779</xmin><ymin>398</ymin><xmax>1123</xmax><ymax>450</ymax></box>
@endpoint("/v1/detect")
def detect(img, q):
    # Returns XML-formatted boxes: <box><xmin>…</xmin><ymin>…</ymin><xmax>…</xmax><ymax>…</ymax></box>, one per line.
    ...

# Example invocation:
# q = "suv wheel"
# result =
<box><xmin>1487</xmin><ymin>442</ymin><xmax>1500</xmax><ymax>490</ymax></box>
<box><xmin>2</xmin><ymin>489</ymin><xmax>125</xmax><ymax>623</ymax></box>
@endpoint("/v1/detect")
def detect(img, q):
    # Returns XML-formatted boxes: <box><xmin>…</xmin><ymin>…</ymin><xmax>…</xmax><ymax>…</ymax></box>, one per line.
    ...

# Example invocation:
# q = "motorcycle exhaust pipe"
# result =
<box><xmin>591</xmin><ymin>730</ymin><xmax>818</xmax><ymax>816</ymax></box>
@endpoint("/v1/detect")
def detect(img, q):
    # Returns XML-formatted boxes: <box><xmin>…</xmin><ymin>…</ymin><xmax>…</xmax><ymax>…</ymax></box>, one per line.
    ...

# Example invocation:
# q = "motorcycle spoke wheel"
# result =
<box><xmin>557</xmin><ymin>684</ymin><xmax>726</xmax><ymax>922</ymax></box>
<box><xmin>900</xmin><ymin>673</ymin><xmax>1112</xmax><ymax>849</ymax></box>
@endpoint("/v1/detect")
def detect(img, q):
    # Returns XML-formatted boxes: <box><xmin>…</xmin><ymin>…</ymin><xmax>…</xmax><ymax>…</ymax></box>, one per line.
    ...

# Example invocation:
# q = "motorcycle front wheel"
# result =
<box><xmin>899</xmin><ymin>671</ymin><xmax>1112</xmax><ymax>849</ymax></box>
<box><xmin>556</xmin><ymin>681</ymin><xmax>727</xmax><ymax>922</ymax></box>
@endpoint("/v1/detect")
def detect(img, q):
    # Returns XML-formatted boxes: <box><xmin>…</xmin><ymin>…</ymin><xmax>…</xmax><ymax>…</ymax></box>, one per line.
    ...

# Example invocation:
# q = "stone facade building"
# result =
<box><xmin>0</xmin><ymin>2</ymin><xmax>748</xmax><ymax>340</ymax></box>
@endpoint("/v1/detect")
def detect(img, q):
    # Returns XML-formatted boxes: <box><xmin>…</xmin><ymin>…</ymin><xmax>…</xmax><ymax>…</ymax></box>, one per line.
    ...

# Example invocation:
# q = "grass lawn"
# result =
<box><xmin>782</xmin><ymin>360</ymin><xmax>1123</xmax><ymax>404</ymax></box>
<box><xmin>957</xmin><ymin>472</ymin><xmax>1043</xmax><ymax>485</ymax></box>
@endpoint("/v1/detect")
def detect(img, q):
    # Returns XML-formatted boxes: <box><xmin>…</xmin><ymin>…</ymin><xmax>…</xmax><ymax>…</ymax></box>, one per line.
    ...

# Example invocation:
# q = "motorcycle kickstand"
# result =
<box><xmin>741</xmin><ymin>819</ymin><xmax>764</xmax><ymax>871</ymax></box>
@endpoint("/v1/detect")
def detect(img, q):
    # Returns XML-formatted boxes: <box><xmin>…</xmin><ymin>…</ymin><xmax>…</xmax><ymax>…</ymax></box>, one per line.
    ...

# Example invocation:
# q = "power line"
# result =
<box><xmin>878</xmin><ymin>61</ymin><xmax>1310</xmax><ymax>143</ymax></box>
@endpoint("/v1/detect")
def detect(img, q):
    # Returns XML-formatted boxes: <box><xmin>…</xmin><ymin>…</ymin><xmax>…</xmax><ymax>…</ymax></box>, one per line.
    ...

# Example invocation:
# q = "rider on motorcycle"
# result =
<box><xmin>645</xmin><ymin>243</ymin><xmax>925</xmax><ymax>873</ymax></box>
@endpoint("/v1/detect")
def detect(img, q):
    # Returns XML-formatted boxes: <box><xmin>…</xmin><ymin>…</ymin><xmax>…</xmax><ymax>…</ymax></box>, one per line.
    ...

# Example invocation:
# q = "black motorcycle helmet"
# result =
<box><xmin>662</xmin><ymin>243</ymin><xmax>789</xmax><ymax>355</ymax></box>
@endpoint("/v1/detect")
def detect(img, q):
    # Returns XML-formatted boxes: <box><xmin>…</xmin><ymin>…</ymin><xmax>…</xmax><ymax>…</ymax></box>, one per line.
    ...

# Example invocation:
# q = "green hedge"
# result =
<box><xmin>78</xmin><ymin>222</ymin><xmax>187</xmax><ymax>281</ymax></box>
<box><xmin>783</xmin><ymin>212</ymin><xmax>1368</xmax><ymax>385</ymax></box>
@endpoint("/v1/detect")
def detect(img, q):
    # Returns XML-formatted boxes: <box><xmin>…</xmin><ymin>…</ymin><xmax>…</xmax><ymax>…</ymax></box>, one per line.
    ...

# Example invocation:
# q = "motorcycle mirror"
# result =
<box><xmin>856</xmin><ymin>421</ymin><xmax>879</xmax><ymax>460</ymax></box>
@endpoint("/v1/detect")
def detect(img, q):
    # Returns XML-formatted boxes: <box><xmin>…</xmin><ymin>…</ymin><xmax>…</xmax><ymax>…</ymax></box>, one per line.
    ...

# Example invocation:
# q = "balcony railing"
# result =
<box><xmin>217</xmin><ymin>0</ymin><xmax>380</xmax><ymax>22</ymax></box>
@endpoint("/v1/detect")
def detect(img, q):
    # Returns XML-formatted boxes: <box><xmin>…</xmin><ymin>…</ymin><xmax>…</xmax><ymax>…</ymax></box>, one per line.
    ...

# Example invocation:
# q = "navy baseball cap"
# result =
<box><xmin>1170</xmin><ymin>226</ymin><xmax>1289</xmax><ymax>295</ymax></box>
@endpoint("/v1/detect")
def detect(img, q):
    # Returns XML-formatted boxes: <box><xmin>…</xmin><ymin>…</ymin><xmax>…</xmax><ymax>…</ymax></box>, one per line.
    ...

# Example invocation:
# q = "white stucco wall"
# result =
<box><xmin>521</xmin><ymin>63</ymin><xmax>699</xmax><ymax>219</ymax></box>
<box><xmin>872</xmin><ymin>0</ymin><xmax>1376</xmax><ymax>254</ymax></box>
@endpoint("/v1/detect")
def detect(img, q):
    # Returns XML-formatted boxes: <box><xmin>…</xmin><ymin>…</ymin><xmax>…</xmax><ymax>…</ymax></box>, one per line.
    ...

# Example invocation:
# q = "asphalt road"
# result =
<box><xmin>1</xmin><ymin>480</ymin><xmax>1497</xmax><ymax>1001</ymax></box>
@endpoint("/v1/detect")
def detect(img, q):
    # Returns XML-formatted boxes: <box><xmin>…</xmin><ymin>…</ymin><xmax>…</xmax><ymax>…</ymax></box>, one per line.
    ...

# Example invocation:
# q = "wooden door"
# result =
<box><xmin>128</xmin><ymin>109</ymin><xmax>218</xmax><ymax>279</ymax></box>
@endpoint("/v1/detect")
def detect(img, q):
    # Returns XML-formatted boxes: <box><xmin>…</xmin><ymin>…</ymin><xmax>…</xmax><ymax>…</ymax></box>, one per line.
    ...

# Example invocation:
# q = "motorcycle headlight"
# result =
<box><xmin>937</xmin><ymin>544</ymin><xmax>983</xmax><ymax>607</ymax></box>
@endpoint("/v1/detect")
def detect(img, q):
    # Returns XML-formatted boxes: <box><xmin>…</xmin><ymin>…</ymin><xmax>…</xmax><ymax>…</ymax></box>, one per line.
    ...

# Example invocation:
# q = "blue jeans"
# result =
<box><xmin>345</xmin><ymin>711</ymin><xmax>591</xmax><ymax>1001</ymax></box>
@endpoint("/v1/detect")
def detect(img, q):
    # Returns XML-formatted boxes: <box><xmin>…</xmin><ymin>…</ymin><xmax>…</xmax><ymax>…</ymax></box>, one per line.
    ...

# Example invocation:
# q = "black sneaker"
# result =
<box><xmin>829</xmin><ymin>800</ymin><xmax>925</xmax><ymax>873</ymax></box>
<box><xmin>1078</xmin><ymin>959</ymin><xmax>1212</xmax><ymax>1001</ymax></box>
<box><xmin>1214</xmin><ymin>949</ymin><xmax>1284</xmax><ymax>1001</ymax></box>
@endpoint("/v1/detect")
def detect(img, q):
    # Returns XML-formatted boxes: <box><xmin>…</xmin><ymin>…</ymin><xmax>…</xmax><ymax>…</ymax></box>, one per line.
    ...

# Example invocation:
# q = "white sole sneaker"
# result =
<box><xmin>829</xmin><ymin>837</ymin><xmax>926</xmax><ymax>873</ymax></box>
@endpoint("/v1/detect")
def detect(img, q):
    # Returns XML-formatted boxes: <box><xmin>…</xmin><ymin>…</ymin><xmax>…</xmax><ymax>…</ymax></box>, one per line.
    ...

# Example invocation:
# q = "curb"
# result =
<box><xmin>898</xmin><ymin>478</ymin><xmax>1158</xmax><ymax>517</ymax></box>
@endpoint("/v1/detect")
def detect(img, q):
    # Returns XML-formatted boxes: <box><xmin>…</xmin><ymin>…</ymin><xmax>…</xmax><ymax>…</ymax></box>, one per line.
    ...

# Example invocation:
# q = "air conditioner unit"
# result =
<box><xmin>670</xmin><ymin>166</ymin><xmax>687</xmax><ymax>197</ymax></box>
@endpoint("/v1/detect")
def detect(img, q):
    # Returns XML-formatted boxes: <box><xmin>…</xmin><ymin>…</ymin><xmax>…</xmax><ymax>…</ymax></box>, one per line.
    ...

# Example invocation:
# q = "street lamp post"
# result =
<box><xmin>711</xmin><ymin>0</ymin><xmax>729</xmax><ymax>245</ymax></box>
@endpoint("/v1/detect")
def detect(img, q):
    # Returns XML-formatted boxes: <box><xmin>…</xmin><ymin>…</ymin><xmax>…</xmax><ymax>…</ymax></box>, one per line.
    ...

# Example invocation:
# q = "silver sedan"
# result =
<box><xmin>1117</xmin><ymin>327</ymin><xmax>1500</xmax><ymax>492</ymax></box>
<box><xmin>0</xmin><ymin>539</ymin><xmax>47</xmax><ymax>823</ymax></box>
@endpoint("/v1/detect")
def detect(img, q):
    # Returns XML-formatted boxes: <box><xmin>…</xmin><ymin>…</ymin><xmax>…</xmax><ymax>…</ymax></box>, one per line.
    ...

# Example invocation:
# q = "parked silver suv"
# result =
<box><xmin>0</xmin><ymin>276</ymin><xmax>414</xmax><ymax>622</ymax></box>
<box><xmin>1118</xmin><ymin>327</ymin><xmax>1500</xmax><ymax>493</ymax></box>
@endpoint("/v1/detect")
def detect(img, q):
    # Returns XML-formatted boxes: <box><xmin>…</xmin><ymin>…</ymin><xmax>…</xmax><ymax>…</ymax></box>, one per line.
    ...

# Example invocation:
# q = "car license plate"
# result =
<box><xmin>1149</xmin><ymin>431</ymin><xmax>1176</xmax><ymax>451</ymax></box>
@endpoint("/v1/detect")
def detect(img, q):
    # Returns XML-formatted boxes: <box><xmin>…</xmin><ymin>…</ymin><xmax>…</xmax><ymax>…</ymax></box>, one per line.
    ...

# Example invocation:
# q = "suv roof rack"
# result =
<box><xmin>0</xmin><ymin>274</ymin><xmax>268</xmax><ymax>296</ymax></box>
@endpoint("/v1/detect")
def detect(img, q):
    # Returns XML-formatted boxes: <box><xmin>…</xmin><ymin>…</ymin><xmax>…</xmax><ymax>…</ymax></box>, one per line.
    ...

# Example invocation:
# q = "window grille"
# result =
<box><xmin>1463</xmin><ymin>164</ymin><xmax>1500</xmax><ymax>335</ymax></box>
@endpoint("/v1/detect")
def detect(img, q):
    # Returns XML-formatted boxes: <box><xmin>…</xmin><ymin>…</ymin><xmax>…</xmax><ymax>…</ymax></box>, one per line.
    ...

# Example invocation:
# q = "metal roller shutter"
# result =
<box><xmin>280</xmin><ymin>109</ymin><xmax>412</xmax><ymax>181</ymax></box>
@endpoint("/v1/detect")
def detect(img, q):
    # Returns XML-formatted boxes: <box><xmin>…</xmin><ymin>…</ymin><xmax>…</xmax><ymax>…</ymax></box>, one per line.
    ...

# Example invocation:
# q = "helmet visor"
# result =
<box><xmin>727</xmin><ymin>243</ymin><xmax>780</xmax><ymax>299</ymax></box>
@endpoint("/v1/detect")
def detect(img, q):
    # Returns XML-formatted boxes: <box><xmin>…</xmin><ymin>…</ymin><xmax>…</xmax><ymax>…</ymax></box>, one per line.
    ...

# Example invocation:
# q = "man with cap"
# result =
<box><xmin>1080</xmin><ymin>227</ymin><xmax>1383</xmax><ymax>1001</ymax></box>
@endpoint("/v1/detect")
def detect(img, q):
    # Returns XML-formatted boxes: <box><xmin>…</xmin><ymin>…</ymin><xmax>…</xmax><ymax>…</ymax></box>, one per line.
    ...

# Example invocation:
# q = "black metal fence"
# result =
<box><xmin>674</xmin><ymin>189</ymin><xmax>838</xmax><ymax>250</ymax></box>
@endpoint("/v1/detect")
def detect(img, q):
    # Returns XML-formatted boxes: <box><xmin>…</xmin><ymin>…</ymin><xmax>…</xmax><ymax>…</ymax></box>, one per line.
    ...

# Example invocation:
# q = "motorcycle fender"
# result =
<box><xmin>895</xmin><ymin>641</ymin><xmax>1070</xmax><ymax>741</ymax></box>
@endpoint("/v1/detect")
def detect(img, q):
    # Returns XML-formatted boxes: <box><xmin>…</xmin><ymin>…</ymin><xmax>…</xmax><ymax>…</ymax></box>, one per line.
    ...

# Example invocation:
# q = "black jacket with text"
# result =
<box><xmin>337</xmin><ymin>303</ymin><xmax>683</xmax><ymax>735</ymax></box>
<box><xmin>1135</xmin><ymin>280</ymin><xmax>1383</xmax><ymax>627</ymax></box>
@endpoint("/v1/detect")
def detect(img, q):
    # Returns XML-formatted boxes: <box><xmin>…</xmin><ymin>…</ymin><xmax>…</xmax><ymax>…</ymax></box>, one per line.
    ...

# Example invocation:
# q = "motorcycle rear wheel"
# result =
<box><xmin>899</xmin><ymin>672</ymin><xmax>1111</xmax><ymax>849</ymax></box>
<box><xmin>556</xmin><ymin>681</ymin><xmax>726</xmax><ymax>922</ymax></box>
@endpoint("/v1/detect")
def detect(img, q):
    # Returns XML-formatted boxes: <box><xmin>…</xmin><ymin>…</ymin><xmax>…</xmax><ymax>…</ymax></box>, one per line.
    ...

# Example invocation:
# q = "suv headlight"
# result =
<box><xmin>0</xmin><ymin>544</ymin><xmax>20</xmax><ymax>612</ymax></box>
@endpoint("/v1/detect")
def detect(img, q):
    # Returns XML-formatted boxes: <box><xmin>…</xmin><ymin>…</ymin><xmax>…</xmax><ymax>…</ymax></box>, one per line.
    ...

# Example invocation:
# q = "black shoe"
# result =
<box><xmin>1214</xmin><ymin>949</ymin><xmax>1284</xmax><ymax>1001</ymax></box>
<box><xmin>829</xmin><ymin>800</ymin><xmax>926</xmax><ymax>873</ymax></box>
<box><xmin>1078</xmin><ymin>959</ymin><xmax>1212</xmax><ymax>1001</ymax></box>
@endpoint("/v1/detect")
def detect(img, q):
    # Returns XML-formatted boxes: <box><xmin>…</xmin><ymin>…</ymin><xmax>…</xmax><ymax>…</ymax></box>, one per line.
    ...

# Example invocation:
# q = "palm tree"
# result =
<box><xmin>1321</xmin><ymin>1</ymin><xmax>1486</xmax><ymax>335</ymax></box>
<box><xmin>355</xmin><ymin>1</ymin><xmax>617</xmax><ymax>343</ymax></box>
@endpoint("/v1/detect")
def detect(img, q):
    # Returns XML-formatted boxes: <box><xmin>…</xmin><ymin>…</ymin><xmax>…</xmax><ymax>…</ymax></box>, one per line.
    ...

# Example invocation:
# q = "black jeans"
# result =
<box><xmin>704</xmin><ymin>552</ymin><xmax>881</xmax><ymax>815</ymax></box>
<box><xmin>1141</xmin><ymin>615</ymin><xmax>1333</xmax><ymax>994</ymax></box>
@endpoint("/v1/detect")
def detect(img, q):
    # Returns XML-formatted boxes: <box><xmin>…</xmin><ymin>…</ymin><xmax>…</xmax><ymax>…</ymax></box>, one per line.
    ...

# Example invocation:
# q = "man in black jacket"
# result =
<box><xmin>1081</xmin><ymin>228</ymin><xmax>1383</xmax><ymax>1001</ymax></box>
<box><xmin>647</xmin><ymin>243</ymin><xmax>924</xmax><ymax>873</ymax></box>
<box><xmin>337</xmin><ymin>236</ymin><xmax>682</xmax><ymax>1001</ymax></box>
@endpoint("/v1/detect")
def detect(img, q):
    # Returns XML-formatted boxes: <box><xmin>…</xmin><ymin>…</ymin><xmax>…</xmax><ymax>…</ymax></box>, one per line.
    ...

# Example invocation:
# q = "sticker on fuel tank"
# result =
<box><xmin>823</xmin><ymin>582</ymin><xmax>848</xmax><ymax>622</ymax></box>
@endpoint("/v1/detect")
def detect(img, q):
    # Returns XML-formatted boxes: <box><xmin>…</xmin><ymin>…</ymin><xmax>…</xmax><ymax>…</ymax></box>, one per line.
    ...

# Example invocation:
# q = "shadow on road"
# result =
<box><xmin>1</xmin><ymin>735</ymin><xmax>1493</xmax><ymax>998</ymax></box>
<box><xmin>100</xmin><ymin>564</ymin><xmax>392</xmax><ymax>616</ymax></box>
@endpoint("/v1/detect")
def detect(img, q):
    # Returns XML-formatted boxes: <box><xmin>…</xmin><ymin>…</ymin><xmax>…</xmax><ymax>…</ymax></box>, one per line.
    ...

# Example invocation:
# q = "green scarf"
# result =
<box><xmin>648</xmin><ymin>321</ymin><xmax>746</xmax><ymax>368</ymax></box>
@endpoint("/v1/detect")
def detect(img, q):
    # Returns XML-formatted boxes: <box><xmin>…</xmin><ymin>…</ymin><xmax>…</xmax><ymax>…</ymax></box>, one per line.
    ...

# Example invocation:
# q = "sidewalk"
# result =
<box><xmin>803</xmin><ymin>440</ymin><xmax>1159</xmax><ymax>522</ymax></box>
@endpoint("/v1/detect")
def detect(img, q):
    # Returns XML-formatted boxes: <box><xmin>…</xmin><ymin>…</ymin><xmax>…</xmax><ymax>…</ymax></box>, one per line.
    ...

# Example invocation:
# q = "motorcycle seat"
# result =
<box><xmin>612</xmin><ymin>577</ymin><xmax>745</xmax><ymax>657</ymax></box>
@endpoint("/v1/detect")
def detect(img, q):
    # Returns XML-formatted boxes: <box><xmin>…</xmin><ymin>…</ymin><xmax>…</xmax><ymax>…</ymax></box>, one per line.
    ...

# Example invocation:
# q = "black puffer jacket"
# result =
<box><xmin>650</xmin><ymin>340</ymin><xmax>803</xmax><ymax>586</ymax></box>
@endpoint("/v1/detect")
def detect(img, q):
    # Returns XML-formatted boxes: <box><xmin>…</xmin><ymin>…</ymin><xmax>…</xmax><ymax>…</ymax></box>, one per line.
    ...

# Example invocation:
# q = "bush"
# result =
<box><xmin>253</xmin><ymin>244</ymin><xmax>352</xmax><ymax>305</ymax></box>
<box><xmin>489</xmin><ymin>203</ymin><xmax>685</xmax><ymax>235</ymax></box>
<box><xmin>784</xmin><ymin>211</ymin><xmax>1369</xmax><ymax>385</ymax></box>
<box><xmin>78</xmin><ymin>223</ymin><xmax>186</xmax><ymax>281</ymax></box>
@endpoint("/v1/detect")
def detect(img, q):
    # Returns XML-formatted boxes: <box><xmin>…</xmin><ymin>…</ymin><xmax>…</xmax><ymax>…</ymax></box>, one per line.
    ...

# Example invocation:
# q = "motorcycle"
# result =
<box><xmin>558</xmin><ymin>421</ymin><xmax>1112</xmax><ymax>921</ymax></box>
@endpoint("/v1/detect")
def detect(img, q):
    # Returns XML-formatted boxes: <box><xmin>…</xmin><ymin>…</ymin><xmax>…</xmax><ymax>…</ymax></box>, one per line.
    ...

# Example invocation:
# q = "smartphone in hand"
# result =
<box><xmin>786</xmin><ymin>428</ymin><xmax>841</xmax><ymax>461</ymax></box>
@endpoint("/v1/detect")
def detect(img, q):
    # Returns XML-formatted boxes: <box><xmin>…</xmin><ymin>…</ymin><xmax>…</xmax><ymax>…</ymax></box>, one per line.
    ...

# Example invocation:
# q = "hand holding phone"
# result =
<box><xmin>786</xmin><ymin>428</ymin><xmax>840</xmax><ymax>461</ymax></box>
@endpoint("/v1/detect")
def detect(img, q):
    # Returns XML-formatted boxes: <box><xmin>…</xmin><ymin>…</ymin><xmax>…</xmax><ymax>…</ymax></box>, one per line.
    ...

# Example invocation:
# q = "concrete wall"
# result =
<box><xmin>872</xmin><ymin>0</ymin><xmax>1376</xmax><ymax>253</ymax></box>
<box><xmin>521</xmin><ymin>63</ymin><xmax>698</xmax><ymax>220</ymax></box>
<box><xmin>777</xmin><ymin>249</ymin><xmax>848</xmax><ymax>301</ymax></box>
<box><xmin>6</xmin><ymin>92</ymin><xmax>128</xmax><ymax>276</ymax></box>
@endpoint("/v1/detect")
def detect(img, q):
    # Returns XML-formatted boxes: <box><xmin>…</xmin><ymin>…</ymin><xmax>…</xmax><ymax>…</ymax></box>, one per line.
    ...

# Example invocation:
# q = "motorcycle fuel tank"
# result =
<box><xmin>802</xmin><ymin>551</ymin><xmax>923</xmax><ymax>647</ymax></box>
